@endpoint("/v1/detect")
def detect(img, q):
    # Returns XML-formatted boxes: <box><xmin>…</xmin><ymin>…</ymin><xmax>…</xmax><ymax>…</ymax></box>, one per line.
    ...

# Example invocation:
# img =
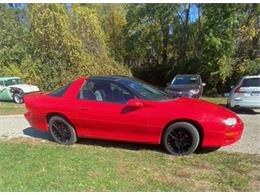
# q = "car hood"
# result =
<box><xmin>157</xmin><ymin>97</ymin><xmax>236</xmax><ymax>118</ymax></box>
<box><xmin>9</xmin><ymin>84</ymin><xmax>40</xmax><ymax>93</ymax></box>
<box><xmin>167</xmin><ymin>84</ymin><xmax>200</xmax><ymax>91</ymax></box>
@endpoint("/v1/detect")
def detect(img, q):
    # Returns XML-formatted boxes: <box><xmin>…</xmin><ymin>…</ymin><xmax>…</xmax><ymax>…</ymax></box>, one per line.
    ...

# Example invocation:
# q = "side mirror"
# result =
<box><xmin>202</xmin><ymin>83</ymin><xmax>206</xmax><ymax>87</ymax></box>
<box><xmin>126</xmin><ymin>99</ymin><xmax>144</xmax><ymax>109</ymax></box>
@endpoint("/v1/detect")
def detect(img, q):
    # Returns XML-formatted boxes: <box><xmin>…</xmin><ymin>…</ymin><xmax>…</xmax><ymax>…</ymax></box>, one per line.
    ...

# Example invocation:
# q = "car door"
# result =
<box><xmin>0</xmin><ymin>80</ymin><xmax>10</xmax><ymax>101</ymax></box>
<box><xmin>74</xmin><ymin>79</ymin><xmax>150</xmax><ymax>143</ymax></box>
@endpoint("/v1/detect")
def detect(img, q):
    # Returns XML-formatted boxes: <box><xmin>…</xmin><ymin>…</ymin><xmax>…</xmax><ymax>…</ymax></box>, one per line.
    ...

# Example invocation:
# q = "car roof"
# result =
<box><xmin>0</xmin><ymin>77</ymin><xmax>20</xmax><ymax>81</ymax></box>
<box><xmin>175</xmin><ymin>74</ymin><xmax>201</xmax><ymax>77</ymax></box>
<box><xmin>89</xmin><ymin>75</ymin><xmax>134</xmax><ymax>82</ymax></box>
<box><xmin>243</xmin><ymin>75</ymin><xmax>260</xmax><ymax>79</ymax></box>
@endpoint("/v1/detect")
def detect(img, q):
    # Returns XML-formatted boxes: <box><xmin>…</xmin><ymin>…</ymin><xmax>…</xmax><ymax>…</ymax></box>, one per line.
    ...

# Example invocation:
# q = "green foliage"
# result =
<box><xmin>0</xmin><ymin>4</ymin><xmax>28</xmax><ymax>73</ymax></box>
<box><xmin>123</xmin><ymin>4</ymin><xmax>259</xmax><ymax>94</ymax></box>
<box><xmin>96</xmin><ymin>4</ymin><xmax>127</xmax><ymax>62</ymax></box>
<box><xmin>0</xmin><ymin>4</ymin><xmax>130</xmax><ymax>91</ymax></box>
<box><xmin>0</xmin><ymin>4</ymin><xmax>259</xmax><ymax>94</ymax></box>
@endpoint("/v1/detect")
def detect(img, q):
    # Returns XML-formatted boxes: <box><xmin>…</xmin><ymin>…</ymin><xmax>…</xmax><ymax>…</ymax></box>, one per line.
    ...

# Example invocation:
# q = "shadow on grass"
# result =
<box><xmin>22</xmin><ymin>127</ymin><xmax>220</xmax><ymax>155</ymax></box>
<box><xmin>23</xmin><ymin>127</ymin><xmax>50</xmax><ymax>140</ymax></box>
<box><xmin>0</xmin><ymin>99</ymin><xmax>16</xmax><ymax>103</ymax></box>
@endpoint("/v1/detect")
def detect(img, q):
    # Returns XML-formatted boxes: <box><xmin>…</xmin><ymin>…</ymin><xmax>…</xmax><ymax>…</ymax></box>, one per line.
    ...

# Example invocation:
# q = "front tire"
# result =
<box><xmin>13</xmin><ymin>93</ymin><xmax>24</xmax><ymax>104</ymax></box>
<box><xmin>48</xmin><ymin>116</ymin><xmax>77</xmax><ymax>145</ymax></box>
<box><xmin>162</xmin><ymin>122</ymin><xmax>200</xmax><ymax>155</ymax></box>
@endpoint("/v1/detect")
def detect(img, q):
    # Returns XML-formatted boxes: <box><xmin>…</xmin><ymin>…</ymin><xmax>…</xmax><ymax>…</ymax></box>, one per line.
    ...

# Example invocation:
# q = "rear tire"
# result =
<box><xmin>162</xmin><ymin>122</ymin><xmax>200</xmax><ymax>155</ymax></box>
<box><xmin>48</xmin><ymin>116</ymin><xmax>77</xmax><ymax>145</ymax></box>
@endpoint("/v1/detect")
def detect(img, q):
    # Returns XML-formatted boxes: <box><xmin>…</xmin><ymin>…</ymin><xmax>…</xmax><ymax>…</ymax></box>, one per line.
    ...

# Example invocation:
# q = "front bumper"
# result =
<box><xmin>202</xmin><ymin>116</ymin><xmax>244</xmax><ymax>147</ymax></box>
<box><xmin>222</xmin><ymin>120</ymin><xmax>244</xmax><ymax>146</ymax></box>
<box><xmin>167</xmin><ymin>91</ymin><xmax>200</xmax><ymax>99</ymax></box>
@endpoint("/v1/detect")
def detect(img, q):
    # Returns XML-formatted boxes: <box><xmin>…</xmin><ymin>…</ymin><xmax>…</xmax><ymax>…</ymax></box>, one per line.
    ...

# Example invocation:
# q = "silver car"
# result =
<box><xmin>227</xmin><ymin>75</ymin><xmax>260</xmax><ymax>109</ymax></box>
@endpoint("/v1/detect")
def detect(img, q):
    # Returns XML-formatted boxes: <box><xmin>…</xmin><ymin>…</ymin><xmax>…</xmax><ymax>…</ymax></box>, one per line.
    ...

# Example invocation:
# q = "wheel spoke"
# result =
<box><xmin>51</xmin><ymin>120</ymin><xmax>71</xmax><ymax>143</ymax></box>
<box><xmin>168</xmin><ymin>131</ymin><xmax>177</xmax><ymax>140</ymax></box>
<box><xmin>167</xmin><ymin>127</ymin><xmax>193</xmax><ymax>155</ymax></box>
<box><xmin>52</xmin><ymin>122</ymin><xmax>59</xmax><ymax>130</ymax></box>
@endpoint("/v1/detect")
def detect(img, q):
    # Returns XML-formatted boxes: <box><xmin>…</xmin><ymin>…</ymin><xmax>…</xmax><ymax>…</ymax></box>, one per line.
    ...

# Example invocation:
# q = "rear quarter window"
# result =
<box><xmin>49</xmin><ymin>83</ymin><xmax>71</xmax><ymax>97</ymax></box>
<box><xmin>241</xmin><ymin>78</ymin><xmax>260</xmax><ymax>87</ymax></box>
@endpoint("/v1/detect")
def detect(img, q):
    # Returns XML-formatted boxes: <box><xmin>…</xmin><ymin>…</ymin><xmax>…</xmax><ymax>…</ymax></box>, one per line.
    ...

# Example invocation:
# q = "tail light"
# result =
<box><xmin>234</xmin><ymin>86</ymin><xmax>245</xmax><ymax>93</ymax></box>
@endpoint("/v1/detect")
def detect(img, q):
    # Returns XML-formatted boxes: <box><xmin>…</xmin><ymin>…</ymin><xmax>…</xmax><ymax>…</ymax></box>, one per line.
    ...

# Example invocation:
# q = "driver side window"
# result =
<box><xmin>80</xmin><ymin>80</ymin><xmax>137</xmax><ymax>104</ymax></box>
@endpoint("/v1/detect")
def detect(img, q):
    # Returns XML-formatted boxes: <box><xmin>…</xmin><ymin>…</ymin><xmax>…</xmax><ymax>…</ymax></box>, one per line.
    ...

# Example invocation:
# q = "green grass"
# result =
<box><xmin>0</xmin><ymin>139</ymin><xmax>259</xmax><ymax>191</ymax></box>
<box><xmin>0</xmin><ymin>102</ymin><xmax>26</xmax><ymax>115</ymax></box>
<box><xmin>202</xmin><ymin>97</ymin><xmax>227</xmax><ymax>105</ymax></box>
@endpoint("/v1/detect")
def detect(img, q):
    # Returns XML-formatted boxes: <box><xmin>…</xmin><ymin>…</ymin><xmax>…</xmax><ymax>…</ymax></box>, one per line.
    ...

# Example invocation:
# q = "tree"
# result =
<box><xmin>96</xmin><ymin>4</ymin><xmax>127</xmax><ymax>63</ymax></box>
<box><xmin>0</xmin><ymin>4</ymin><xmax>28</xmax><ymax>76</ymax></box>
<box><xmin>25</xmin><ymin>4</ymin><xmax>130</xmax><ymax>90</ymax></box>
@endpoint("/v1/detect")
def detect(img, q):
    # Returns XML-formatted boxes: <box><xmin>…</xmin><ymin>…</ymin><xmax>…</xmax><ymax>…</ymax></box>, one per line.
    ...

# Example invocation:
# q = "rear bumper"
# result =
<box><xmin>230</xmin><ymin>99</ymin><xmax>260</xmax><ymax>109</ymax></box>
<box><xmin>24</xmin><ymin>111</ymin><xmax>32</xmax><ymax>126</ymax></box>
<box><xmin>24</xmin><ymin>111</ymin><xmax>48</xmax><ymax>132</ymax></box>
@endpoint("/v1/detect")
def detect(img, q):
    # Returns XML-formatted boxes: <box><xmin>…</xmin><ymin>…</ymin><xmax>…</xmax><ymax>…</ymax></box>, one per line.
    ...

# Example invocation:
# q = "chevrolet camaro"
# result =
<box><xmin>24</xmin><ymin>76</ymin><xmax>243</xmax><ymax>155</ymax></box>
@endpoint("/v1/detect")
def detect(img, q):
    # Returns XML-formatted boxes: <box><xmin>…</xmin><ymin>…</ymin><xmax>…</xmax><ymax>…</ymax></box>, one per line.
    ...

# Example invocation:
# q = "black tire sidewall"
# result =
<box><xmin>48</xmin><ymin>116</ymin><xmax>77</xmax><ymax>145</ymax></box>
<box><xmin>163</xmin><ymin>122</ymin><xmax>200</xmax><ymax>155</ymax></box>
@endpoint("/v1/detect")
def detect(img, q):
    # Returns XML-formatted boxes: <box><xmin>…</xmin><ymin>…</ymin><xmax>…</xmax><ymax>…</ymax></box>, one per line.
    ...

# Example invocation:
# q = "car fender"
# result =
<box><xmin>0</xmin><ymin>87</ymin><xmax>13</xmax><ymax>100</ymax></box>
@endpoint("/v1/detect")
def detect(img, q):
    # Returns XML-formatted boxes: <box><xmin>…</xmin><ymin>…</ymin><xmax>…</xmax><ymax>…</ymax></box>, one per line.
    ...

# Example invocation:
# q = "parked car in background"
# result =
<box><xmin>165</xmin><ymin>74</ymin><xmax>206</xmax><ymax>98</ymax></box>
<box><xmin>24</xmin><ymin>76</ymin><xmax>243</xmax><ymax>155</ymax></box>
<box><xmin>227</xmin><ymin>75</ymin><xmax>260</xmax><ymax>109</ymax></box>
<box><xmin>0</xmin><ymin>77</ymin><xmax>40</xmax><ymax>104</ymax></box>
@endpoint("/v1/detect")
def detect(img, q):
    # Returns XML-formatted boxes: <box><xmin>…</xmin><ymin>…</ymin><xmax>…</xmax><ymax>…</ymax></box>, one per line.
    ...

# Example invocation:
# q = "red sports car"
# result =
<box><xmin>24</xmin><ymin>76</ymin><xmax>243</xmax><ymax>155</ymax></box>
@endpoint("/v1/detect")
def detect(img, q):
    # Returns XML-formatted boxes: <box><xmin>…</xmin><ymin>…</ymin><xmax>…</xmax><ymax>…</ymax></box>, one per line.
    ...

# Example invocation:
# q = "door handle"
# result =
<box><xmin>80</xmin><ymin>107</ymin><xmax>89</xmax><ymax>111</ymax></box>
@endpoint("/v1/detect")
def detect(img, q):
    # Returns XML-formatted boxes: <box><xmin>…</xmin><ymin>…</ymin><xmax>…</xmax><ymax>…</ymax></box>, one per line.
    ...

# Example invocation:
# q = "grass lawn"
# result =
<box><xmin>0</xmin><ymin>138</ymin><xmax>259</xmax><ymax>191</ymax></box>
<box><xmin>202</xmin><ymin>97</ymin><xmax>227</xmax><ymax>106</ymax></box>
<box><xmin>0</xmin><ymin>102</ymin><xmax>26</xmax><ymax>115</ymax></box>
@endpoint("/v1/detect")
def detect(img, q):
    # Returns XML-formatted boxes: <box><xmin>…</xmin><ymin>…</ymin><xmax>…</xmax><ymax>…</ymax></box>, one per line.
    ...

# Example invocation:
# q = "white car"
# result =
<box><xmin>227</xmin><ymin>75</ymin><xmax>260</xmax><ymax>109</ymax></box>
<box><xmin>0</xmin><ymin>77</ymin><xmax>40</xmax><ymax>104</ymax></box>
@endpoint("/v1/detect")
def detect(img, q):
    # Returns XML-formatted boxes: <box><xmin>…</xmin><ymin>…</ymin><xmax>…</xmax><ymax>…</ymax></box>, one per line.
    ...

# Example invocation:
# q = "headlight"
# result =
<box><xmin>223</xmin><ymin>118</ymin><xmax>237</xmax><ymax>127</ymax></box>
<box><xmin>189</xmin><ymin>89</ymin><xmax>200</xmax><ymax>94</ymax></box>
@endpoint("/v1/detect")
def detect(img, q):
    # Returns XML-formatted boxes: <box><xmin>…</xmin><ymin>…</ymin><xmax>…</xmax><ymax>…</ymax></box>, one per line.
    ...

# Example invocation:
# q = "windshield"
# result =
<box><xmin>172</xmin><ymin>75</ymin><xmax>200</xmax><ymax>85</ymax></box>
<box><xmin>4</xmin><ymin>79</ymin><xmax>24</xmax><ymax>86</ymax></box>
<box><xmin>241</xmin><ymin>78</ymin><xmax>260</xmax><ymax>87</ymax></box>
<box><xmin>120</xmin><ymin>78</ymin><xmax>169</xmax><ymax>101</ymax></box>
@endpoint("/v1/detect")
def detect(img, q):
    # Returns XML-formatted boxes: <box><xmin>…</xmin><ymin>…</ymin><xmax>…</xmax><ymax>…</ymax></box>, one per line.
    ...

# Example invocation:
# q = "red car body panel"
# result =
<box><xmin>24</xmin><ymin>77</ymin><xmax>244</xmax><ymax>147</ymax></box>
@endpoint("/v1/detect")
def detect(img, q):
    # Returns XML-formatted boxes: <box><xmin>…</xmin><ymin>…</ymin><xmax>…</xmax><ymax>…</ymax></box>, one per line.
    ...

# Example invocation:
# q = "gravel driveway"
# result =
<box><xmin>0</xmin><ymin>112</ymin><xmax>259</xmax><ymax>154</ymax></box>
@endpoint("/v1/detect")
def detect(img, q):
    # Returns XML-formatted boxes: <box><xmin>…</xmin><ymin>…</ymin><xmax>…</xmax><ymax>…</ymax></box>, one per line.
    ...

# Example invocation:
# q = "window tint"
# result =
<box><xmin>120</xmin><ymin>78</ymin><xmax>169</xmax><ymax>101</ymax></box>
<box><xmin>241</xmin><ymin>78</ymin><xmax>260</xmax><ymax>87</ymax></box>
<box><xmin>172</xmin><ymin>76</ymin><xmax>200</xmax><ymax>85</ymax></box>
<box><xmin>4</xmin><ymin>79</ymin><xmax>24</xmax><ymax>86</ymax></box>
<box><xmin>80</xmin><ymin>80</ymin><xmax>136</xmax><ymax>104</ymax></box>
<box><xmin>49</xmin><ymin>83</ymin><xmax>71</xmax><ymax>97</ymax></box>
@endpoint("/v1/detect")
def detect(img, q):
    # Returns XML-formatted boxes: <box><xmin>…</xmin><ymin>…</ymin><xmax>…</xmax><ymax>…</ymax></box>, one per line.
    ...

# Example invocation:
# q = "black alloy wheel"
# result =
<box><xmin>162</xmin><ymin>122</ymin><xmax>200</xmax><ymax>155</ymax></box>
<box><xmin>48</xmin><ymin>116</ymin><xmax>77</xmax><ymax>145</ymax></box>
